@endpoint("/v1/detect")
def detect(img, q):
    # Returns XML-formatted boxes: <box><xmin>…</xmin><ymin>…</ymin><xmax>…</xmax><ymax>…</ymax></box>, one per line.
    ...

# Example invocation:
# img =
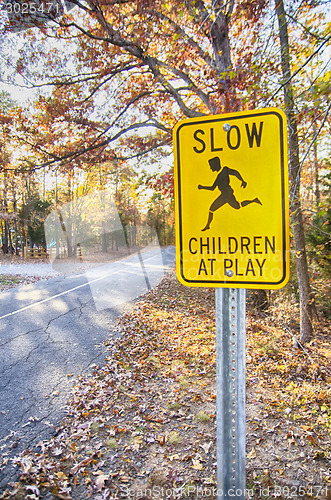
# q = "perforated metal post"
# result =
<box><xmin>216</xmin><ymin>288</ymin><xmax>246</xmax><ymax>499</ymax></box>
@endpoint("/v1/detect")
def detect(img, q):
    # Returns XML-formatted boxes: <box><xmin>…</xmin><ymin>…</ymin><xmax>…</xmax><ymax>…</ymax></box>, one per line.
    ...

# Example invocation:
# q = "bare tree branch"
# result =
<box><xmin>161</xmin><ymin>62</ymin><xmax>216</xmax><ymax>113</ymax></box>
<box><xmin>13</xmin><ymin>119</ymin><xmax>171</xmax><ymax>170</ymax></box>
<box><xmin>267</xmin><ymin>35</ymin><xmax>331</xmax><ymax>105</ymax></box>
<box><xmin>145</xmin><ymin>9</ymin><xmax>213</xmax><ymax>68</ymax></box>
<box><xmin>82</xmin><ymin>63</ymin><xmax>140</xmax><ymax>102</ymax></box>
<box><xmin>290</xmin><ymin>100</ymin><xmax>331</xmax><ymax>208</ymax></box>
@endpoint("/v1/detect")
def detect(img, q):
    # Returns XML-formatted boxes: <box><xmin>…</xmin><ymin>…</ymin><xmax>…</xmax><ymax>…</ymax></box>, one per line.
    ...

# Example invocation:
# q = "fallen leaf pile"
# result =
<box><xmin>1</xmin><ymin>271</ymin><xmax>330</xmax><ymax>499</ymax></box>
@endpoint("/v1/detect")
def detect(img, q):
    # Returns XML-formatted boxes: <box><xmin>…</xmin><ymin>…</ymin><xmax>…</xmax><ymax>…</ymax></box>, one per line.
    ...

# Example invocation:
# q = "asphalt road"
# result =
<box><xmin>0</xmin><ymin>246</ymin><xmax>175</xmax><ymax>491</ymax></box>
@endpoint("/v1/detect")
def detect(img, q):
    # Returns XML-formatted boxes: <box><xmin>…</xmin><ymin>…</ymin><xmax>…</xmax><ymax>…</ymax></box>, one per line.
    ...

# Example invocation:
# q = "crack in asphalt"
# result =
<box><xmin>0</xmin><ymin>348</ymin><xmax>43</xmax><ymax>382</ymax></box>
<box><xmin>0</xmin><ymin>326</ymin><xmax>45</xmax><ymax>349</ymax></box>
<box><xmin>0</xmin><ymin>307</ymin><xmax>80</xmax><ymax>381</ymax></box>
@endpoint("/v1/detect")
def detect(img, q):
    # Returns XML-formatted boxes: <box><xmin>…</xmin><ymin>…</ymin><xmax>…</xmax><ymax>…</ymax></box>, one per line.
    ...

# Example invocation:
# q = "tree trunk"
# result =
<box><xmin>25</xmin><ymin>176</ymin><xmax>31</xmax><ymax>249</ymax></box>
<box><xmin>312</xmin><ymin>116</ymin><xmax>320</xmax><ymax>207</ymax></box>
<box><xmin>3</xmin><ymin>168</ymin><xmax>9</xmax><ymax>254</ymax></box>
<box><xmin>210</xmin><ymin>8</ymin><xmax>232</xmax><ymax>73</ymax></box>
<box><xmin>12</xmin><ymin>179</ymin><xmax>19</xmax><ymax>255</ymax></box>
<box><xmin>66</xmin><ymin>173</ymin><xmax>74</xmax><ymax>258</ymax></box>
<box><xmin>8</xmin><ymin>224</ymin><xmax>14</xmax><ymax>255</ymax></box>
<box><xmin>102</xmin><ymin>221</ymin><xmax>108</xmax><ymax>253</ymax></box>
<box><xmin>4</xmin><ymin>220</ymin><xmax>9</xmax><ymax>254</ymax></box>
<box><xmin>275</xmin><ymin>0</ymin><xmax>314</xmax><ymax>343</ymax></box>
<box><xmin>0</xmin><ymin>216</ymin><xmax>3</xmax><ymax>251</ymax></box>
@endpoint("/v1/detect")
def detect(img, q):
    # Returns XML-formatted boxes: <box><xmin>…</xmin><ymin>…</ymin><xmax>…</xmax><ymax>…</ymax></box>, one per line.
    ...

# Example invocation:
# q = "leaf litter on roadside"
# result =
<box><xmin>1</xmin><ymin>271</ymin><xmax>330</xmax><ymax>499</ymax></box>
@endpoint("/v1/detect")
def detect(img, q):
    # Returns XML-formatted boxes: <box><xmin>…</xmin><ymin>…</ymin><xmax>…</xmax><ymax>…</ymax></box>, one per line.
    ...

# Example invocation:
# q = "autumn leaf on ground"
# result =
<box><xmin>247</xmin><ymin>447</ymin><xmax>257</xmax><ymax>459</ymax></box>
<box><xmin>191</xmin><ymin>459</ymin><xmax>203</xmax><ymax>470</ymax></box>
<box><xmin>200</xmin><ymin>441</ymin><xmax>213</xmax><ymax>454</ymax></box>
<box><xmin>94</xmin><ymin>472</ymin><xmax>109</xmax><ymax>492</ymax></box>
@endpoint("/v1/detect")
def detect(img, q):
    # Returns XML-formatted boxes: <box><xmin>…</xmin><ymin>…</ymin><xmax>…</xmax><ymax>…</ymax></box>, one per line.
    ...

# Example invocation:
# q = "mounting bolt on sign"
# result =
<box><xmin>173</xmin><ymin>108</ymin><xmax>289</xmax><ymax>499</ymax></box>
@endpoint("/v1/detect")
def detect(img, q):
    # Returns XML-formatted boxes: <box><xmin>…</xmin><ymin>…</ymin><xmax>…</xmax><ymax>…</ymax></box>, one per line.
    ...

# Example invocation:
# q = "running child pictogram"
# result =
<box><xmin>198</xmin><ymin>156</ymin><xmax>262</xmax><ymax>231</ymax></box>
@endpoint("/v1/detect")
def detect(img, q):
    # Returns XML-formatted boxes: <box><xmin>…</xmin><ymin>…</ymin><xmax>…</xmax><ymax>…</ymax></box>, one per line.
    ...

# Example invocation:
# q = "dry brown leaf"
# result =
<box><xmin>191</xmin><ymin>459</ymin><xmax>203</xmax><ymax>470</ymax></box>
<box><xmin>55</xmin><ymin>471</ymin><xmax>68</xmax><ymax>480</ymax></box>
<box><xmin>200</xmin><ymin>441</ymin><xmax>213</xmax><ymax>454</ymax></box>
<box><xmin>94</xmin><ymin>473</ymin><xmax>109</xmax><ymax>491</ymax></box>
<box><xmin>71</xmin><ymin>454</ymin><xmax>97</xmax><ymax>474</ymax></box>
<box><xmin>247</xmin><ymin>447</ymin><xmax>257</xmax><ymax>459</ymax></box>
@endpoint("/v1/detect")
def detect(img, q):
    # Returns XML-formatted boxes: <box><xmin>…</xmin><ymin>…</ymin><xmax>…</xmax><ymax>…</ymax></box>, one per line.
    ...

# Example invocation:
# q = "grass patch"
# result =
<box><xmin>0</xmin><ymin>275</ymin><xmax>22</xmax><ymax>287</ymax></box>
<box><xmin>167</xmin><ymin>431</ymin><xmax>182</xmax><ymax>446</ymax></box>
<box><xmin>194</xmin><ymin>411</ymin><xmax>210</xmax><ymax>423</ymax></box>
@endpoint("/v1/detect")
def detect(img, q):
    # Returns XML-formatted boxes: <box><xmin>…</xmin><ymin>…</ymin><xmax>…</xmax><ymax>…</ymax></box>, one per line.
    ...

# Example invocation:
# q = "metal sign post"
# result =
<box><xmin>216</xmin><ymin>288</ymin><xmax>246</xmax><ymax>499</ymax></box>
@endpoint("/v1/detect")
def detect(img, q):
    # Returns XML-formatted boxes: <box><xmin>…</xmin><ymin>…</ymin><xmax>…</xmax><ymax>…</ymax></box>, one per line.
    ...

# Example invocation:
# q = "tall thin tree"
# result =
<box><xmin>274</xmin><ymin>0</ymin><xmax>314</xmax><ymax>343</ymax></box>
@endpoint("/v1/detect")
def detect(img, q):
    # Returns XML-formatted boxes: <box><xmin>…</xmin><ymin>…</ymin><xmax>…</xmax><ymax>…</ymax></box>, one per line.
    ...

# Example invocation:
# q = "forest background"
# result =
<box><xmin>0</xmin><ymin>0</ymin><xmax>330</xmax><ymax>343</ymax></box>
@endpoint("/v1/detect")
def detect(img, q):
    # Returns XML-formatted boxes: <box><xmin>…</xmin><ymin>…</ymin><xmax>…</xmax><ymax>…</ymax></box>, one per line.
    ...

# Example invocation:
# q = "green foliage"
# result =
<box><xmin>0</xmin><ymin>275</ymin><xmax>21</xmax><ymax>288</ymax></box>
<box><xmin>306</xmin><ymin>172</ymin><xmax>331</xmax><ymax>278</ymax></box>
<box><xmin>19</xmin><ymin>197</ymin><xmax>52</xmax><ymax>248</ymax></box>
<box><xmin>306</xmin><ymin>205</ymin><xmax>331</xmax><ymax>274</ymax></box>
<box><xmin>147</xmin><ymin>193</ymin><xmax>175</xmax><ymax>246</ymax></box>
<box><xmin>305</xmin><ymin>176</ymin><xmax>331</xmax><ymax>319</ymax></box>
<box><xmin>311</xmin><ymin>71</ymin><xmax>331</xmax><ymax>100</ymax></box>
<box><xmin>0</xmin><ymin>90</ymin><xmax>16</xmax><ymax>112</ymax></box>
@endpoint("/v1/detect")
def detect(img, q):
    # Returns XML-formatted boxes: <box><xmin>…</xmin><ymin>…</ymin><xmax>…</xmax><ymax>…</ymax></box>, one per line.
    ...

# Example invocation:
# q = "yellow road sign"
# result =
<box><xmin>173</xmin><ymin>108</ymin><xmax>289</xmax><ymax>289</ymax></box>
